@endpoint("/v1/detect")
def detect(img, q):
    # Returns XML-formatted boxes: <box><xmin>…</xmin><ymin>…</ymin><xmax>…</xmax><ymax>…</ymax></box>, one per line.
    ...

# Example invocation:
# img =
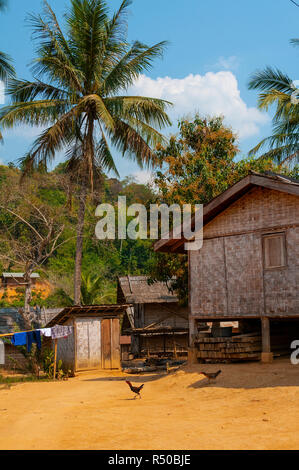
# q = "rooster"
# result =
<box><xmin>200</xmin><ymin>370</ymin><xmax>222</xmax><ymax>383</ymax></box>
<box><xmin>126</xmin><ymin>380</ymin><xmax>144</xmax><ymax>399</ymax></box>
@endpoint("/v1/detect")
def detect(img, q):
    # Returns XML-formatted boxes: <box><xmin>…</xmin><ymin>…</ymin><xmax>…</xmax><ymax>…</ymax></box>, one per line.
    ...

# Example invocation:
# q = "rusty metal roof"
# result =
<box><xmin>45</xmin><ymin>304</ymin><xmax>131</xmax><ymax>327</ymax></box>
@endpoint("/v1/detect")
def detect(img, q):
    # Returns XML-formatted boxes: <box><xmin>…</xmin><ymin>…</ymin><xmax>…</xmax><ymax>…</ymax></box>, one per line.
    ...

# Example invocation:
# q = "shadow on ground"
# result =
<box><xmin>83</xmin><ymin>373</ymin><xmax>168</xmax><ymax>384</ymax></box>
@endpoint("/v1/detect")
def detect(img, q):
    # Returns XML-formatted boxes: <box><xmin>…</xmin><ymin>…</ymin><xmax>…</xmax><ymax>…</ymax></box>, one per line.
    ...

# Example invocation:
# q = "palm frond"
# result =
<box><xmin>103</xmin><ymin>40</ymin><xmax>168</xmax><ymax>94</ymax></box>
<box><xmin>0</xmin><ymin>0</ymin><xmax>7</xmax><ymax>12</ymax></box>
<box><xmin>0</xmin><ymin>100</ymin><xmax>70</xmax><ymax>129</ymax></box>
<box><xmin>248</xmin><ymin>67</ymin><xmax>293</xmax><ymax>94</ymax></box>
<box><xmin>96</xmin><ymin>127</ymin><xmax>120</xmax><ymax>176</ymax></box>
<box><xmin>109</xmin><ymin>118</ymin><xmax>159</xmax><ymax>168</ymax></box>
<box><xmin>6</xmin><ymin>78</ymin><xmax>69</xmax><ymax>103</ymax></box>
<box><xmin>0</xmin><ymin>51</ymin><xmax>15</xmax><ymax>82</ymax></box>
<box><xmin>105</xmin><ymin>95</ymin><xmax>172</xmax><ymax>128</ymax></box>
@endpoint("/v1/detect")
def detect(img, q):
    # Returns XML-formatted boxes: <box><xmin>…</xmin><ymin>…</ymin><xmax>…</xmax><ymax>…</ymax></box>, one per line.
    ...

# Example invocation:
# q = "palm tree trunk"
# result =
<box><xmin>74</xmin><ymin>117</ymin><xmax>94</xmax><ymax>305</ymax></box>
<box><xmin>74</xmin><ymin>185</ymin><xmax>87</xmax><ymax>305</ymax></box>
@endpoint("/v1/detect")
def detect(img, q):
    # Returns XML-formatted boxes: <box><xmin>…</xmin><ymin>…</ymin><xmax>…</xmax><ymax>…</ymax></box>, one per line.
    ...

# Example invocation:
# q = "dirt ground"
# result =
<box><xmin>0</xmin><ymin>358</ymin><xmax>299</xmax><ymax>450</ymax></box>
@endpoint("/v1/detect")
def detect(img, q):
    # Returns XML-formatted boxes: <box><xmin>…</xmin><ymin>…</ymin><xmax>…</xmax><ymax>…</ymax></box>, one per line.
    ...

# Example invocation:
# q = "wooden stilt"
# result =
<box><xmin>261</xmin><ymin>317</ymin><xmax>273</xmax><ymax>363</ymax></box>
<box><xmin>189</xmin><ymin>317</ymin><xmax>197</xmax><ymax>347</ymax></box>
<box><xmin>173</xmin><ymin>332</ymin><xmax>177</xmax><ymax>359</ymax></box>
<box><xmin>53</xmin><ymin>339</ymin><xmax>58</xmax><ymax>380</ymax></box>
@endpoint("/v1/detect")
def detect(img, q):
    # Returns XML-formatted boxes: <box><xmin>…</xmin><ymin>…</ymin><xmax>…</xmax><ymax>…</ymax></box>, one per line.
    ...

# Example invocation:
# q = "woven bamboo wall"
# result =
<box><xmin>56</xmin><ymin>318</ymin><xmax>75</xmax><ymax>372</ymax></box>
<box><xmin>190</xmin><ymin>188</ymin><xmax>299</xmax><ymax>318</ymax></box>
<box><xmin>144</xmin><ymin>303</ymin><xmax>189</xmax><ymax>328</ymax></box>
<box><xmin>203</xmin><ymin>187</ymin><xmax>298</xmax><ymax>239</ymax></box>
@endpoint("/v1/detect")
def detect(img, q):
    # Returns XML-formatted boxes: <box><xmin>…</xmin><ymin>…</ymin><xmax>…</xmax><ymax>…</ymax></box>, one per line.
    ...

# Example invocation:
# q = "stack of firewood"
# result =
<box><xmin>195</xmin><ymin>332</ymin><xmax>293</xmax><ymax>363</ymax></box>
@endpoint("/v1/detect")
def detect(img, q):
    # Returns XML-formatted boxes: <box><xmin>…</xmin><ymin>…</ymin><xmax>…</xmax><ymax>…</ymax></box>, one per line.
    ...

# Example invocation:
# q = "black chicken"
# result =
<box><xmin>126</xmin><ymin>380</ymin><xmax>144</xmax><ymax>399</ymax></box>
<box><xmin>200</xmin><ymin>370</ymin><xmax>222</xmax><ymax>382</ymax></box>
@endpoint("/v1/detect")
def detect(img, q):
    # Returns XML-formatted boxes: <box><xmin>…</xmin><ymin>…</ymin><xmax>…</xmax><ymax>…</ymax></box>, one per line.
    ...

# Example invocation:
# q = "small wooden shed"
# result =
<box><xmin>1</xmin><ymin>272</ymin><xmax>40</xmax><ymax>288</ymax></box>
<box><xmin>117</xmin><ymin>276</ymin><xmax>189</xmax><ymax>358</ymax></box>
<box><xmin>46</xmin><ymin>305</ymin><xmax>129</xmax><ymax>372</ymax></box>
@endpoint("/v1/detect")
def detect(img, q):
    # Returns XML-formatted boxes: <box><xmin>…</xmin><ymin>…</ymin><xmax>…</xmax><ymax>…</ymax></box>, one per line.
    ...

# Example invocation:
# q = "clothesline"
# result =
<box><xmin>0</xmin><ymin>325</ymin><xmax>73</xmax><ymax>340</ymax></box>
<box><xmin>0</xmin><ymin>329</ymin><xmax>36</xmax><ymax>338</ymax></box>
<box><xmin>0</xmin><ymin>325</ymin><xmax>73</xmax><ymax>380</ymax></box>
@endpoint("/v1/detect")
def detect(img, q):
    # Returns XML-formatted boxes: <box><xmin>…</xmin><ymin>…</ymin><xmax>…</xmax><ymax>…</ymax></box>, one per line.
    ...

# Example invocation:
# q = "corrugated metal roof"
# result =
<box><xmin>2</xmin><ymin>273</ymin><xmax>40</xmax><ymax>278</ymax></box>
<box><xmin>45</xmin><ymin>304</ymin><xmax>131</xmax><ymax>327</ymax></box>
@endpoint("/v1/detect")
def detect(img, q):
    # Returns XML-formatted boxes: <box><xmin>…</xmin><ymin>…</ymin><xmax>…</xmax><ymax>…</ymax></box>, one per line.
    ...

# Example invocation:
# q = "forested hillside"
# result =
<box><xmin>0</xmin><ymin>163</ymin><xmax>155</xmax><ymax>307</ymax></box>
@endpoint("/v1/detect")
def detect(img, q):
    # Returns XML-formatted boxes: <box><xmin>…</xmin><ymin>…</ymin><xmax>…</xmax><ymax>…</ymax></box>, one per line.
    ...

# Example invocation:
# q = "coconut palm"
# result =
<box><xmin>248</xmin><ymin>60</ymin><xmax>299</xmax><ymax>165</ymax></box>
<box><xmin>80</xmin><ymin>273</ymin><xmax>113</xmax><ymax>305</ymax></box>
<box><xmin>0</xmin><ymin>0</ymin><xmax>172</xmax><ymax>304</ymax></box>
<box><xmin>0</xmin><ymin>0</ymin><xmax>15</xmax><ymax>112</ymax></box>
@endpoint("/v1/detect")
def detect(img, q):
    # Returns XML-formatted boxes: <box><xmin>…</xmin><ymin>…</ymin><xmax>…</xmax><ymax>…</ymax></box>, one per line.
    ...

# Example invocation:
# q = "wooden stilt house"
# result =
<box><xmin>154</xmin><ymin>172</ymin><xmax>299</xmax><ymax>363</ymax></box>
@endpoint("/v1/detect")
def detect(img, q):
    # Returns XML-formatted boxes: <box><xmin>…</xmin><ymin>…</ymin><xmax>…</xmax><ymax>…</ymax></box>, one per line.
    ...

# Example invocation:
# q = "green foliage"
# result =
<box><xmin>41</xmin><ymin>348</ymin><xmax>67</xmax><ymax>380</ymax></box>
<box><xmin>43</xmin><ymin>288</ymin><xmax>73</xmax><ymax>308</ymax></box>
<box><xmin>0</xmin><ymin>374</ymin><xmax>50</xmax><ymax>386</ymax></box>
<box><xmin>0</xmin><ymin>164</ymin><xmax>155</xmax><ymax>307</ymax></box>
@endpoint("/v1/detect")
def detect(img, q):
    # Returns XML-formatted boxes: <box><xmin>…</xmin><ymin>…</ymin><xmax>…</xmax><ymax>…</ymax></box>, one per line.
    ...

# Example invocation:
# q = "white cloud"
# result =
<box><xmin>128</xmin><ymin>72</ymin><xmax>269</xmax><ymax>140</ymax></box>
<box><xmin>131</xmin><ymin>170</ymin><xmax>154</xmax><ymax>185</ymax></box>
<box><xmin>213</xmin><ymin>56</ymin><xmax>240</xmax><ymax>71</ymax></box>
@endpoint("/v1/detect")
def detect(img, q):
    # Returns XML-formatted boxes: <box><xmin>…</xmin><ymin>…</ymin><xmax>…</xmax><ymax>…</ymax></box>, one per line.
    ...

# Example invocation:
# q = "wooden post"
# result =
<box><xmin>53</xmin><ymin>339</ymin><xmax>58</xmax><ymax>380</ymax></box>
<box><xmin>189</xmin><ymin>317</ymin><xmax>197</xmax><ymax>347</ymax></box>
<box><xmin>261</xmin><ymin>317</ymin><xmax>273</xmax><ymax>363</ymax></box>
<box><xmin>173</xmin><ymin>333</ymin><xmax>177</xmax><ymax>359</ymax></box>
<box><xmin>188</xmin><ymin>317</ymin><xmax>198</xmax><ymax>364</ymax></box>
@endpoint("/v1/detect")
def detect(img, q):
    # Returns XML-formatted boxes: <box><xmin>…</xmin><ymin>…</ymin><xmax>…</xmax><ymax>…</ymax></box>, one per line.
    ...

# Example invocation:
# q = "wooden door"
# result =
<box><xmin>76</xmin><ymin>318</ymin><xmax>101</xmax><ymax>369</ymax></box>
<box><xmin>101</xmin><ymin>318</ymin><xmax>120</xmax><ymax>369</ymax></box>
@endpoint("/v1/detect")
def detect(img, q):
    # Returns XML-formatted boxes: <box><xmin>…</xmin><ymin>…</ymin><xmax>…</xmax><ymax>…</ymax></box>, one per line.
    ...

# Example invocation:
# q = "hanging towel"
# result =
<box><xmin>51</xmin><ymin>325</ymin><xmax>73</xmax><ymax>339</ymax></box>
<box><xmin>39</xmin><ymin>328</ymin><xmax>52</xmax><ymax>337</ymax></box>
<box><xmin>0</xmin><ymin>339</ymin><xmax>4</xmax><ymax>365</ymax></box>
<box><xmin>11</xmin><ymin>332</ymin><xmax>27</xmax><ymax>347</ymax></box>
<box><xmin>26</xmin><ymin>330</ymin><xmax>42</xmax><ymax>353</ymax></box>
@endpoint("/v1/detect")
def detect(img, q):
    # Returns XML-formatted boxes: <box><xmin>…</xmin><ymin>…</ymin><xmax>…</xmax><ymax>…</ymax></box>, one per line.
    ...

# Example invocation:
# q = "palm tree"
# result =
<box><xmin>81</xmin><ymin>273</ymin><xmax>113</xmax><ymax>305</ymax></box>
<box><xmin>0</xmin><ymin>0</ymin><xmax>15</xmax><ymax>117</ymax></box>
<box><xmin>248</xmin><ymin>53</ymin><xmax>299</xmax><ymax>165</ymax></box>
<box><xmin>0</xmin><ymin>0</ymin><xmax>172</xmax><ymax>304</ymax></box>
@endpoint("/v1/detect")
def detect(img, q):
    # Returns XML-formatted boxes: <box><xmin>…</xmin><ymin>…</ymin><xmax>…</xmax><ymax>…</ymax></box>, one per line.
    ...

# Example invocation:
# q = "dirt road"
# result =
<box><xmin>0</xmin><ymin>359</ymin><xmax>298</xmax><ymax>450</ymax></box>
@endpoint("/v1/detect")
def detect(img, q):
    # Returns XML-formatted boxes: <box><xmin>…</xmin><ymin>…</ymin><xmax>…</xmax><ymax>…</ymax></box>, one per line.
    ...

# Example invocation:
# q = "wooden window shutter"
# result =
<box><xmin>263</xmin><ymin>233</ymin><xmax>287</xmax><ymax>269</ymax></box>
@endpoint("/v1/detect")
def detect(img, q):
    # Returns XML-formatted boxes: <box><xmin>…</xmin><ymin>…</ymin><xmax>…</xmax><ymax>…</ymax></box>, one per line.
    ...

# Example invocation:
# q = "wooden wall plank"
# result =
<box><xmin>101</xmin><ymin>319</ymin><xmax>112</xmax><ymax>369</ymax></box>
<box><xmin>111</xmin><ymin>318</ymin><xmax>121</xmax><ymax>369</ymax></box>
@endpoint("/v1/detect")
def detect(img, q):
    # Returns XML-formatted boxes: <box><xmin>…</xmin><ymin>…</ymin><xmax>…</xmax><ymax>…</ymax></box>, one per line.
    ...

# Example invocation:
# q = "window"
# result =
<box><xmin>263</xmin><ymin>233</ymin><xmax>287</xmax><ymax>269</ymax></box>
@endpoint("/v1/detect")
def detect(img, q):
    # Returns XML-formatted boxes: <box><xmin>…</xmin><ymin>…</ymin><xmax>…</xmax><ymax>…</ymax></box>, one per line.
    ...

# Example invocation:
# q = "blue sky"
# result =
<box><xmin>0</xmin><ymin>0</ymin><xmax>298</xmax><ymax>182</ymax></box>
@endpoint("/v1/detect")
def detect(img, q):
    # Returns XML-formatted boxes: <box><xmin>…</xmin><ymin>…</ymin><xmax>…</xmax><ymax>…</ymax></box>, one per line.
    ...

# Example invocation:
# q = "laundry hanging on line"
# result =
<box><xmin>11</xmin><ymin>330</ymin><xmax>42</xmax><ymax>353</ymax></box>
<box><xmin>50</xmin><ymin>325</ymin><xmax>73</xmax><ymax>340</ymax></box>
<box><xmin>38</xmin><ymin>328</ymin><xmax>52</xmax><ymax>337</ymax></box>
<box><xmin>38</xmin><ymin>325</ymin><xmax>73</xmax><ymax>339</ymax></box>
<box><xmin>27</xmin><ymin>330</ymin><xmax>42</xmax><ymax>352</ymax></box>
<box><xmin>10</xmin><ymin>332</ymin><xmax>27</xmax><ymax>347</ymax></box>
<box><xmin>8</xmin><ymin>325</ymin><xmax>73</xmax><ymax>350</ymax></box>
<box><xmin>0</xmin><ymin>339</ymin><xmax>4</xmax><ymax>365</ymax></box>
